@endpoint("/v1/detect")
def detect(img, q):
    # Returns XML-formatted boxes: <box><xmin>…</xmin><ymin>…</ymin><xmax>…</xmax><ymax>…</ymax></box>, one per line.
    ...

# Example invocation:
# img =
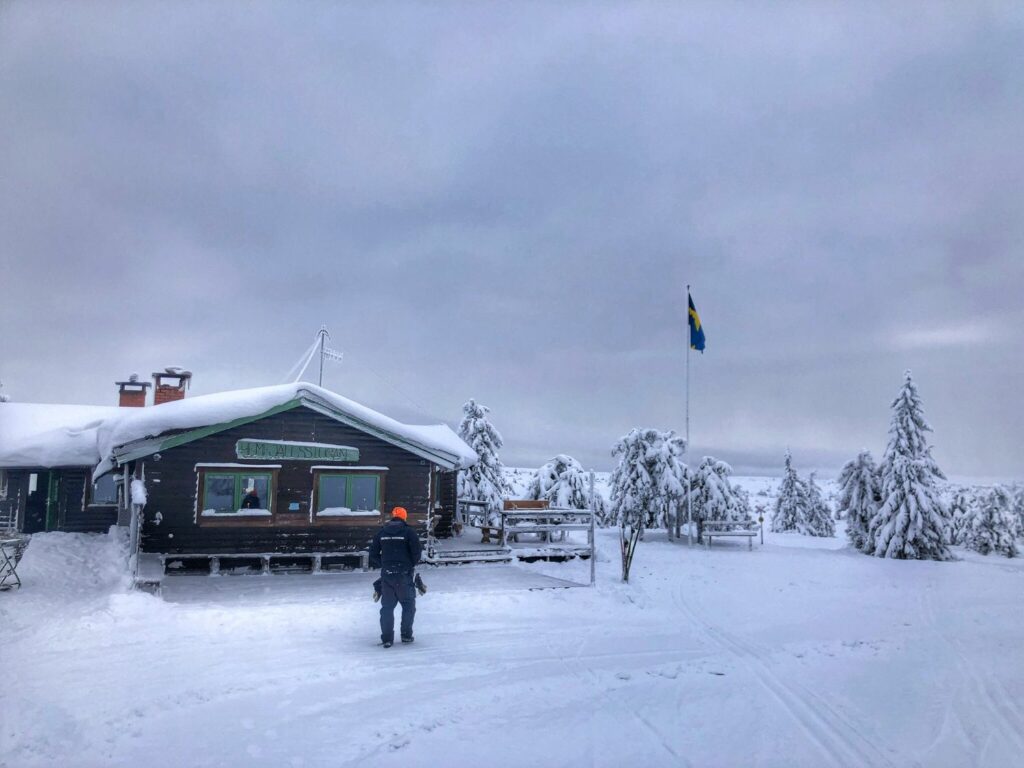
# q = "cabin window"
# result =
<box><xmin>200</xmin><ymin>472</ymin><xmax>273</xmax><ymax>517</ymax></box>
<box><xmin>314</xmin><ymin>472</ymin><xmax>381</xmax><ymax>518</ymax></box>
<box><xmin>90</xmin><ymin>474</ymin><xmax>118</xmax><ymax>506</ymax></box>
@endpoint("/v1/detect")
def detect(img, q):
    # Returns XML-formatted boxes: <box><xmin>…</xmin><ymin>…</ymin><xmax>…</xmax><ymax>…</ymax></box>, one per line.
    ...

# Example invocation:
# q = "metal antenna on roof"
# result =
<box><xmin>284</xmin><ymin>328</ymin><xmax>343</xmax><ymax>386</ymax></box>
<box><xmin>317</xmin><ymin>325</ymin><xmax>328</xmax><ymax>387</ymax></box>
<box><xmin>317</xmin><ymin>325</ymin><xmax>344</xmax><ymax>388</ymax></box>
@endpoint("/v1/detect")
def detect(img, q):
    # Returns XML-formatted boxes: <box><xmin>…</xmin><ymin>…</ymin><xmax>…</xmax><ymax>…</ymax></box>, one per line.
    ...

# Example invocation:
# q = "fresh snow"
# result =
<box><xmin>316</xmin><ymin>507</ymin><xmax>380</xmax><ymax>517</ymax></box>
<box><xmin>130</xmin><ymin>478</ymin><xmax>148</xmax><ymax>506</ymax></box>
<box><xmin>0</xmin><ymin>382</ymin><xmax>477</xmax><ymax>473</ymax></box>
<box><xmin>0</xmin><ymin>402</ymin><xmax>120</xmax><ymax>467</ymax></box>
<box><xmin>199</xmin><ymin>509</ymin><xmax>272</xmax><ymax>517</ymax></box>
<box><xmin>3</xmin><ymin>515</ymin><xmax>1023</xmax><ymax>767</ymax></box>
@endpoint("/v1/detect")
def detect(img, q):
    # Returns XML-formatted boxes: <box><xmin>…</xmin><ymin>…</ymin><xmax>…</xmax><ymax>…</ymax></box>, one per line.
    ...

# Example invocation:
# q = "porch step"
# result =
<box><xmin>425</xmin><ymin>548</ymin><xmax>514</xmax><ymax>565</ymax></box>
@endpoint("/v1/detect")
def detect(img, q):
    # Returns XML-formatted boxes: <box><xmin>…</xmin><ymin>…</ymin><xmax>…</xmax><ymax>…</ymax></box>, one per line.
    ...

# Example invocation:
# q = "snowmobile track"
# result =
<box><xmin>673</xmin><ymin>584</ymin><xmax>901</xmax><ymax>768</ymax></box>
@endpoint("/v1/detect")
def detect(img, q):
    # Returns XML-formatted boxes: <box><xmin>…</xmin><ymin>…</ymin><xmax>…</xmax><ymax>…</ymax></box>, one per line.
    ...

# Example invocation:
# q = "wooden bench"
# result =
<box><xmin>703</xmin><ymin>520</ymin><xmax>759</xmax><ymax>551</ymax></box>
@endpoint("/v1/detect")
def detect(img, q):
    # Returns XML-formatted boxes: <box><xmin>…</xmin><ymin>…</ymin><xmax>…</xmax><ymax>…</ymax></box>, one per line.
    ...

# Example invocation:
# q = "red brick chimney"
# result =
<box><xmin>115</xmin><ymin>374</ymin><xmax>151</xmax><ymax>407</ymax></box>
<box><xmin>152</xmin><ymin>367</ymin><xmax>192</xmax><ymax>405</ymax></box>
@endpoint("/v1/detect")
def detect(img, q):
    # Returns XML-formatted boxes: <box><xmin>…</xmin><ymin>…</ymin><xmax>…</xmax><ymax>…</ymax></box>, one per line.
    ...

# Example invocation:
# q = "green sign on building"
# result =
<box><xmin>235</xmin><ymin>439</ymin><xmax>360</xmax><ymax>462</ymax></box>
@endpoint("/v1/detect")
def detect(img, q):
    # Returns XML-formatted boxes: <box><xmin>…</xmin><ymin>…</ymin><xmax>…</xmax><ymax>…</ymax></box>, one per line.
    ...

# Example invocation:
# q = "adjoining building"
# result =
<box><xmin>0</xmin><ymin>370</ymin><xmax>477</xmax><ymax>573</ymax></box>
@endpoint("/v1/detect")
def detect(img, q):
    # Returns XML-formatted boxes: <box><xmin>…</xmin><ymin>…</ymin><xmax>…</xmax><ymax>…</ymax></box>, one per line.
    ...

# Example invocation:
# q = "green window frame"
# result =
<box><xmin>314</xmin><ymin>473</ymin><xmax>381</xmax><ymax>517</ymax></box>
<box><xmin>201</xmin><ymin>471</ymin><xmax>274</xmax><ymax>516</ymax></box>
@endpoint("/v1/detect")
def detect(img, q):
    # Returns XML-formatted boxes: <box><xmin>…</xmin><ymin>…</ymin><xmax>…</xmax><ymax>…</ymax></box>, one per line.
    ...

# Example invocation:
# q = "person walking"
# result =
<box><xmin>369</xmin><ymin>506</ymin><xmax>422</xmax><ymax>648</ymax></box>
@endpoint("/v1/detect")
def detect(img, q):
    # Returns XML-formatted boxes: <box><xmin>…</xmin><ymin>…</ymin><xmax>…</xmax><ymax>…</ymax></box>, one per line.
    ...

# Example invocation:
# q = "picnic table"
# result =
<box><xmin>1</xmin><ymin>535</ymin><xmax>30</xmax><ymax>590</ymax></box>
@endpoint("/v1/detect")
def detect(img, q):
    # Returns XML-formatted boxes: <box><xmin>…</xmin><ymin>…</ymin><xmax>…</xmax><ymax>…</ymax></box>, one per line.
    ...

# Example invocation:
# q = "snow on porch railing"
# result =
<box><xmin>504</xmin><ymin>507</ymin><xmax>597</xmax><ymax>585</ymax></box>
<box><xmin>0</xmin><ymin>498</ymin><xmax>18</xmax><ymax>533</ymax></box>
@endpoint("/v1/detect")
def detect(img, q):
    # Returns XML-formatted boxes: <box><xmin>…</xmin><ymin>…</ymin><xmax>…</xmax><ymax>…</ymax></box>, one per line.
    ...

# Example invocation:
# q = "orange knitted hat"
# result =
<box><xmin>392</xmin><ymin>507</ymin><xmax>408</xmax><ymax>520</ymax></box>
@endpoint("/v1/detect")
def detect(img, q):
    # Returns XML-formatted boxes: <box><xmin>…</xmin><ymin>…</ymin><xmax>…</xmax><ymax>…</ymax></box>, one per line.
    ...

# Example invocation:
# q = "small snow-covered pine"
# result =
<box><xmin>1011</xmin><ymin>484</ymin><xmax>1024</xmax><ymax>540</ymax></box>
<box><xmin>966</xmin><ymin>486</ymin><xmax>1018</xmax><ymax>558</ymax></box>
<box><xmin>457</xmin><ymin>399</ymin><xmax>509</xmax><ymax>521</ymax></box>
<box><xmin>529</xmin><ymin>454</ymin><xmax>607</xmax><ymax>521</ymax></box>
<box><xmin>836</xmin><ymin>451</ymin><xmax>880</xmax><ymax>550</ymax></box>
<box><xmin>732</xmin><ymin>483</ymin><xmax>753</xmax><ymax>521</ymax></box>
<box><xmin>805</xmin><ymin>473</ymin><xmax>836</xmax><ymax>537</ymax></box>
<box><xmin>770</xmin><ymin>451</ymin><xmax>811</xmax><ymax>534</ymax></box>
<box><xmin>688</xmin><ymin>457</ymin><xmax>752</xmax><ymax>541</ymax></box>
<box><xmin>868</xmin><ymin>371</ymin><xmax>951</xmax><ymax>560</ymax></box>
<box><xmin>609</xmin><ymin>428</ymin><xmax>687</xmax><ymax>530</ymax></box>
<box><xmin>947</xmin><ymin>486</ymin><xmax>977</xmax><ymax>546</ymax></box>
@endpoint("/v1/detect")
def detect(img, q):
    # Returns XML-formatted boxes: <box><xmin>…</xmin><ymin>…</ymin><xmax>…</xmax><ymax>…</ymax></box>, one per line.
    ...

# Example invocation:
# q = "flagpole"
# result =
<box><xmin>686</xmin><ymin>285</ymin><xmax>692</xmax><ymax>548</ymax></box>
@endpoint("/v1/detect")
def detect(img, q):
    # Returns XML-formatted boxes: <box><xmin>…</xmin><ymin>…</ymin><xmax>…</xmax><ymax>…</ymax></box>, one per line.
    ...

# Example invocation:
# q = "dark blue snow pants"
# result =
<box><xmin>379</xmin><ymin>570</ymin><xmax>416</xmax><ymax>643</ymax></box>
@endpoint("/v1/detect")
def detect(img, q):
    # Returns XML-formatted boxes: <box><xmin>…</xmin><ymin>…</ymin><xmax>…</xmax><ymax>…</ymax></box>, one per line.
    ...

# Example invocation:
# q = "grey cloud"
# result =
<box><xmin>1</xmin><ymin>2</ymin><xmax>1022</xmax><ymax>479</ymax></box>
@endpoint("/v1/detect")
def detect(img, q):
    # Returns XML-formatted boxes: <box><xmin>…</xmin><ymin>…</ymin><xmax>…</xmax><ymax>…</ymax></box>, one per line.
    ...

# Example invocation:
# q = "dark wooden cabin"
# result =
<box><xmin>100</xmin><ymin>383</ymin><xmax>475</xmax><ymax>572</ymax></box>
<box><xmin>0</xmin><ymin>466</ymin><xmax>119</xmax><ymax>534</ymax></box>
<box><xmin>0</xmin><ymin>401</ymin><xmax>124</xmax><ymax>535</ymax></box>
<box><xmin>0</xmin><ymin>379</ymin><xmax>473</xmax><ymax>570</ymax></box>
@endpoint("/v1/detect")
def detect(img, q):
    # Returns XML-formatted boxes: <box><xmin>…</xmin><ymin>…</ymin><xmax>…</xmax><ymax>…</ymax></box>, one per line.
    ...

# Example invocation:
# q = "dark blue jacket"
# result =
<box><xmin>369</xmin><ymin>518</ymin><xmax>422</xmax><ymax>574</ymax></box>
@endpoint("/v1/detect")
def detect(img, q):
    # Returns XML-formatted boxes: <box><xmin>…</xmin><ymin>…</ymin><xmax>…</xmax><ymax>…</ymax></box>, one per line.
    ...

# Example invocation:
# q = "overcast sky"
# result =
<box><xmin>1</xmin><ymin>2</ymin><xmax>1022</xmax><ymax>479</ymax></box>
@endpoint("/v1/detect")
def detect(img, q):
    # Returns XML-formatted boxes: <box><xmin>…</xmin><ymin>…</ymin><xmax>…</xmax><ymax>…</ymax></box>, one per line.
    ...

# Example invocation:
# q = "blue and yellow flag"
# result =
<box><xmin>688</xmin><ymin>293</ymin><xmax>706</xmax><ymax>352</ymax></box>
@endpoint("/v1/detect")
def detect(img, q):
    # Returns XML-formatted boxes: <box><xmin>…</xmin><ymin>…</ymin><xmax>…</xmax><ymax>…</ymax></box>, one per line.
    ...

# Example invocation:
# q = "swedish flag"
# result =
<box><xmin>689</xmin><ymin>293</ymin><xmax>706</xmax><ymax>352</ymax></box>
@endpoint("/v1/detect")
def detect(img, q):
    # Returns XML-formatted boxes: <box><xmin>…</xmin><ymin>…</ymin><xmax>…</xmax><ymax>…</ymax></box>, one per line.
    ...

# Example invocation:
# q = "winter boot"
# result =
<box><xmin>382</xmin><ymin>640</ymin><xmax>393</xmax><ymax>648</ymax></box>
<box><xmin>401</xmin><ymin>635</ymin><xmax>414</xmax><ymax>644</ymax></box>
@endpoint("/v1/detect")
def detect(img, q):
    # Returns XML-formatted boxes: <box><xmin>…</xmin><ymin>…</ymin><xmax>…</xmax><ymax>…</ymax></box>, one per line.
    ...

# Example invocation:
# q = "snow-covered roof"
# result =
<box><xmin>0</xmin><ymin>403</ymin><xmax>121</xmax><ymax>468</ymax></box>
<box><xmin>0</xmin><ymin>383</ymin><xmax>477</xmax><ymax>473</ymax></box>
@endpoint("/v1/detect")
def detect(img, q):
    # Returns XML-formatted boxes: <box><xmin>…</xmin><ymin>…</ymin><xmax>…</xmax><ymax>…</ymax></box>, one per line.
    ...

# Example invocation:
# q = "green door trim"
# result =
<box><xmin>45</xmin><ymin>472</ymin><xmax>60</xmax><ymax>531</ymax></box>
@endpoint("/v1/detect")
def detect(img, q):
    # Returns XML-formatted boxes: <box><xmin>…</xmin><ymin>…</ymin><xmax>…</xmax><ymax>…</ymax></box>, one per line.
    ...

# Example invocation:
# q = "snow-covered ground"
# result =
<box><xmin>3</xmin><ymin>520</ymin><xmax>1023</xmax><ymax>767</ymax></box>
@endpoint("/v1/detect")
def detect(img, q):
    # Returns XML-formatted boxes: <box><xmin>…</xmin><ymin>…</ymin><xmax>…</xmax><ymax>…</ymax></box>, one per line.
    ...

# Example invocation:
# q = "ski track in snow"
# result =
<box><xmin>671</xmin><ymin>579</ymin><xmax>903</xmax><ymax>768</ymax></box>
<box><xmin>918</xmin><ymin>584</ymin><xmax>1024</xmax><ymax>761</ymax></box>
<box><xmin>6</xmin><ymin>525</ymin><xmax>1024</xmax><ymax>767</ymax></box>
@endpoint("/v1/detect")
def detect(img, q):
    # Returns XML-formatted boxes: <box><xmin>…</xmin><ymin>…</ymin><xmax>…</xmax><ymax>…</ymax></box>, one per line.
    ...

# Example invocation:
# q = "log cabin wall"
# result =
<box><xmin>0</xmin><ymin>467</ymin><xmax>115</xmax><ymax>533</ymax></box>
<box><xmin>137</xmin><ymin>405</ymin><xmax>434</xmax><ymax>555</ymax></box>
<box><xmin>59</xmin><ymin>467</ymin><xmax>118</xmax><ymax>533</ymax></box>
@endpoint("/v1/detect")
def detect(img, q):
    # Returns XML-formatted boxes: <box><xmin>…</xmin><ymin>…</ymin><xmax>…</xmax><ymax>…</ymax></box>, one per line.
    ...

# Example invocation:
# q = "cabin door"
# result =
<box><xmin>23</xmin><ymin>471</ymin><xmax>51</xmax><ymax>533</ymax></box>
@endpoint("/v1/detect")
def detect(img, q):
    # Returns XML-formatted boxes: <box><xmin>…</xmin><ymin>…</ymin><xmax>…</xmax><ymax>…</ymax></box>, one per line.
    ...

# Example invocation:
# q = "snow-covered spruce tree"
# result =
<box><xmin>966</xmin><ymin>486</ymin><xmax>1018</xmax><ymax>558</ymax></box>
<box><xmin>771</xmin><ymin>451</ymin><xmax>810</xmax><ymax>533</ymax></box>
<box><xmin>733</xmin><ymin>483</ymin><xmax>753</xmax><ymax>522</ymax></box>
<box><xmin>688</xmin><ymin>457</ymin><xmax>751</xmax><ymax>543</ymax></box>
<box><xmin>1011</xmin><ymin>484</ymin><xmax>1024</xmax><ymax>540</ymax></box>
<box><xmin>529</xmin><ymin>454</ymin><xmax>606</xmax><ymax>520</ymax></box>
<box><xmin>805</xmin><ymin>473</ymin><xmax>836</xmax><ymax>537</ymax></box>
<box><xmin>948</xmin><ymin>486</ymin><xmax>977</xmax><ymax>546</ymax></box>
<box><xmin>609</xmin><ymin>429</ymin><xmax>687</xmax><ymax>581</ymax></box>
<box><xmin>836</xmin><ymin>451</ymin><xmax>880</xmax><ymax>550</ymax></box>
<box><xmin>868</xmin><ymin>371</ymin><xmax>951</xmax><ymax>560</ymax></box>
<box><xmin>457</xmin><ymin>399</ymin><xmax>509</xmax><ymax>523</ymax></box>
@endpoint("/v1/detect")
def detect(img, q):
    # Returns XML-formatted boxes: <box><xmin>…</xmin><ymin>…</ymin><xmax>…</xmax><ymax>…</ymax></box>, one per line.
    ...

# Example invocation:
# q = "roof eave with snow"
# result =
<box><xmin>103</xmin><ymin>383</ymin><xmax>477</xmax><ymax>475</ymax></box>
